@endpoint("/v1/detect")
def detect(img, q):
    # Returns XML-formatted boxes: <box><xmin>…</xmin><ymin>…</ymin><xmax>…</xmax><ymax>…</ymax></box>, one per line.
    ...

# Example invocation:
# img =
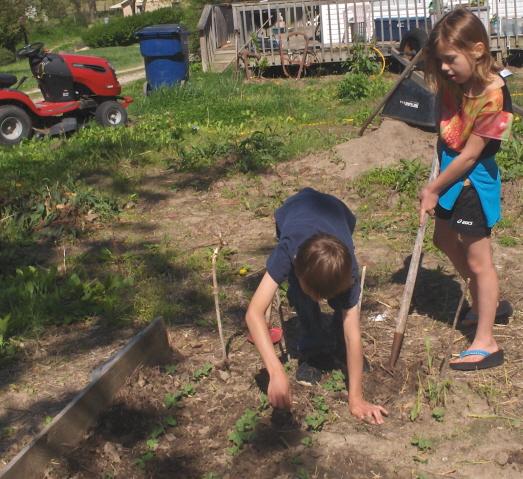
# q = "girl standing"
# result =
<box><xmin>419</xmin><ymin>8</ymin><xmax>513</xmax><ymax>370</ymax></box>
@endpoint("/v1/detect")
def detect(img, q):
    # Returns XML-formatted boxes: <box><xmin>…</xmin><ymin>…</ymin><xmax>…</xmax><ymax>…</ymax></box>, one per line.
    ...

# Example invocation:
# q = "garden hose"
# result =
<box><xmin>370</xmin><ymin>45</ymin><xmax>386</xmax><ymax>76</ymax></box>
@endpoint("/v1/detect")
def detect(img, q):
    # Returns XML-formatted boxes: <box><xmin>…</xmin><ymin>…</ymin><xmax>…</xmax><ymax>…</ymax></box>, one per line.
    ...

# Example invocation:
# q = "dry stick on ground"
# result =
<box><xmin>388</xmin><ymin>149</ymin><xmax>440</xmax><ymax>369</ymax></box>
<box><xmin>211</xmin><ymin>236</ymin><xmax>229</xmax><ymax>368</ymax></box>
<box><xmin>439</xmin><ymin>278</ymin><xmax>471</xmax><ymax>375</ymax></box>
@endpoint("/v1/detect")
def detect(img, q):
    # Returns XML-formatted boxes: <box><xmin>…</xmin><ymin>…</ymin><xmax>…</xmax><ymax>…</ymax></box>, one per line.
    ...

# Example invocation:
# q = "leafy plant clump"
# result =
<box><xmin>337</xmin><ymin>73</ymin><xmax>371</xmax><ymax>101</ymax></box>
<box><xmin>0</xmin><ymin>266</ymin><xmax>133</xmax><ymax>356</ymax></box>
<box><xmin>228</xmin><ymin>408</ymin><xmax>259</xmax><ymax>455</ymax></box>
<box><xmin>305</xmin><ymin>395</ymin><xmax>329</xmax><ymax>431</ymax></box>
<box><xmin>410</xmin><ymin>339</ymin><xmax>451</xmax><ymax>422</ymax></box>
<box><xmin>323</xmin><ymin>369</ymin><xmax>346</xmax><ymax>392</ymax></box>
<box><xmin>344</xmin><ymin>43</ymin><xmax>382</xmax><ymax>75</ymax></box>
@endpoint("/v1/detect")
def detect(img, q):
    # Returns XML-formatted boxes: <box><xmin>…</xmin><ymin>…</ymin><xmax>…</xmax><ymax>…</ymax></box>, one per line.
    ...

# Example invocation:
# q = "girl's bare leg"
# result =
<box><xmin>450</xmin><ymin>234</ymin><xmax>499</xmax><ymax>363</ymax></box>
<box><xmin>433</xmin><ymin>218</ymin><xmax>479</xmax><ymax>314</ymax></box>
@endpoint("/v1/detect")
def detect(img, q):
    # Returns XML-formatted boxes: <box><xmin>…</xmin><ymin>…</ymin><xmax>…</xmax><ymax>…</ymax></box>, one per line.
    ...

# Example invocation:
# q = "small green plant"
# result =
<box><xmin>228</xmin><ymin>408</ymin><xmax>260</xmax><ymax>455</ymax></box>
<box><xmin>146</xmin><ymin>438</ymin><xmax>159</xmax><ymax>451</ymax></box>
<box><xmin>135</xmin><ymin>450</ymin><xmax>155</xmax><ymax>470</ymax></box>
<box><xmin>149</xmin><ymin>424</ymin><xmax>165</xmax><ymax>439</ymax></box>
<box><xmin>296</xmin><ymin>467</ymin><xmax>310</xmax><ymax>479</ymax></box>
<box><xmin>164</xmin><ymin>415</ymin><xmax>177</xmax><ymax>427</ymax></box>
<box><xmin>202</xmin><ymin>473</ymin><xmax>221</xmax><ymax>479</ymax></box>
<box><xmin>258</xmin><ymin>392</ymin><xmax>270</xmax><ymax>411</ymax></box>
<box><xmin>164</xmin><ymin>364</ymin><xmax>177</xmax><ymax>375</ymax></box>
<box><xmin>193</xmin><ymin>362</ymin><xmax>213</xmax><ymax>381</ymax></box>
<box><xmin>431</xmin><ymin>407</ymin><xmax>445</xmax><ymax>422</ymax></box>
<box><xmin>305</xmin><ymin>395</ymin><xmax>329</xmax><ymax>431</ymax></box>
<box><xmin>43</xmin><ymin>415</ymin><xmax>53</xmax><ymax>426</ymax></box>
<box><xmin>410</xmin><ymin>340</ymin><xmax>452</xmax><ymax>422</ymax></box>
<box><xmin>498</xmin><ymin>235</ymin><xmax>518</xmax><ymax>247</ymax></box>
<box><xmin>323</xmin><ymin>369</ymin><xmax>346</xmax><ymax>392</ymax></box>
<box><xmin>301</xmin><ymin>436</ymin><xmax>313</xmax><ymax>448</ymax></box>
<box><xmin>164</xmin><ymin>392</ymin><xmax>179</xmax><ymax>409</ymax></box>
<box><xmin>410</xmin><ymin>435</ymin><xmax>432</xmax><ymax>452</ymax></box>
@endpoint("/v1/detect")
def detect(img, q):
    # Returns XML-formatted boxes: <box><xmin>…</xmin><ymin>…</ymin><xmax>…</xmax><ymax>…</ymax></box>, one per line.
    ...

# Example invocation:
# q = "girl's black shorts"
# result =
<box><xmin>435</xmin><ymin>185</ymin><xmax>491</xmax><ymax>238</ymax></box>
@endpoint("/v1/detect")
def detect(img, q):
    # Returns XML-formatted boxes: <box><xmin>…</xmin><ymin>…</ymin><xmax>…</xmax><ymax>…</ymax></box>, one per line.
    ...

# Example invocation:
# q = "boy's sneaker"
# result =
<box><xmin>295</xmin><ymin>362</ymin><xmax>322</xmax><ymax>387</ymax></box>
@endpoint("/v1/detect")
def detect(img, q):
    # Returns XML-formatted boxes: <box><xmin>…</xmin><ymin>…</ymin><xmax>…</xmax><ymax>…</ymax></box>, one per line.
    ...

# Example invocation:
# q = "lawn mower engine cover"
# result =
<box><xmin>32</xmin><ymin>53</ymin><xmax>122</xmax><ymax>102</ymax></box>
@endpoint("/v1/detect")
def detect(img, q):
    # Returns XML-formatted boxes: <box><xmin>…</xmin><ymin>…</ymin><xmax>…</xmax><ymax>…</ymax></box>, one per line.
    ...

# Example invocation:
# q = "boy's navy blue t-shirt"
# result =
<box><xmin>266</xmin><ymin>188</ymin><xmax>360</xmax><ymax>310</ymax></box>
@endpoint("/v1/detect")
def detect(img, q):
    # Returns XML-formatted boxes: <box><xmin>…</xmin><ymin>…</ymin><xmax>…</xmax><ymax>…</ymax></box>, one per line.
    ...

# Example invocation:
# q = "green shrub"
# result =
<box><xmin>497</xmin><ymin>118</ymin><xmax>523</xmax><ymax>180</ymax></box>
<box><xmin>337</xmin><ymin>73</ymin><xmax>371</xmax><ymax>101</ymax></box>
<box><xmin>0</xmin><ymin>47</ymin><xmax>15</xmax><ymax>66</ymax></box>
<box><xmin>82</xmin><ymin>7</ymin><xmax>184</xmax><ymax>48</ymax></box>
<box><xmin>343</xmin><ymin>43</ymin><xmax>382</xmax><ymax>75</ymax></box>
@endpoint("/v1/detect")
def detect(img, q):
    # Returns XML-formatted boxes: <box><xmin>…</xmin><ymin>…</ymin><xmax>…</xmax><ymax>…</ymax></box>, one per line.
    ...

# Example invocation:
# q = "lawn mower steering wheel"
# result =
<box><xmin>17</xmin><ymin>42</ymin><xmax>45</xmax><ymax>58</ymax></box>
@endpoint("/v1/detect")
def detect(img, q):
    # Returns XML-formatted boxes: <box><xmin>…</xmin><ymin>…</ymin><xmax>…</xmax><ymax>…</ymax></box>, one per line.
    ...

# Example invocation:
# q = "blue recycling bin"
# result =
<box><xmin>374</xmin><ymin>17</ymin><xmax>431</xmax><ymax>42</ymax></box>
<box><xmin>136</xmin><ymin>24</ymin><xmax>189</xmax><ymax>93</ymax></box>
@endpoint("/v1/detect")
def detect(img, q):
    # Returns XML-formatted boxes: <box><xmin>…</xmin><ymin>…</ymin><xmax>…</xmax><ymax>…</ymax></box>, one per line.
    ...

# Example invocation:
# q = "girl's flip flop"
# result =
<box><xmin>449</xmin><ymin>349</ymin><xmax>504</xmax><ymax>371</ymax></box>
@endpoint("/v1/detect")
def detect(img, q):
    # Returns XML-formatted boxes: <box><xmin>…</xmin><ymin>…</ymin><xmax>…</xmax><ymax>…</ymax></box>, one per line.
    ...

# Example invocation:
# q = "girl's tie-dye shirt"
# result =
<box><xmin>440</xmin><ymin>84</ymin><xmax>513</xmax><ymax>154</ymax></box>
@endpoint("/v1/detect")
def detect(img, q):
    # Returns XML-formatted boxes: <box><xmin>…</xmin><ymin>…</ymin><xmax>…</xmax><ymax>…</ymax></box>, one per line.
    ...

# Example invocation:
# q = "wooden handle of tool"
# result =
<box><xmin>358</xmin><ymin>48</ymin><xmax>425</xmax><ymax>137</ymax></box>
<box><xmin>389</xmin><ymin>150</ymin><xmax>439</xmax><ymax>368</ymax></box>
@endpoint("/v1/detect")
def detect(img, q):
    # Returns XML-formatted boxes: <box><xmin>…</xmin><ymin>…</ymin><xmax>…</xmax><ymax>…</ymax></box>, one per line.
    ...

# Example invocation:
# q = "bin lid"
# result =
<box><xmin>136</xmin><ymin>24</ymin><xmax>188</xmax><ymax>38</ymax></box>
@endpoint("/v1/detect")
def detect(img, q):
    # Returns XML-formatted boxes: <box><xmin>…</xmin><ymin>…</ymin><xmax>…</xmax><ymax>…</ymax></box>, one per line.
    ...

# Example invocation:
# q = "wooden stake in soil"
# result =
<box><xmin>211</xmin><ymin>236</ymin><xmax>229</xmax><ymax>367</ymax></box>
<box><xmin>440</xmin><ymin>278</ymin><xmax>470</xmax><ymax>375</ymax></box>
<box><xmin>388</xmin><ymin>149</ymin><xmax>440</xmax><ymax>369</ymax></box>
<box><xmin>357</xmin><ymin>265</ymin><xmax>367</xmax><ymax>314</ymax></box>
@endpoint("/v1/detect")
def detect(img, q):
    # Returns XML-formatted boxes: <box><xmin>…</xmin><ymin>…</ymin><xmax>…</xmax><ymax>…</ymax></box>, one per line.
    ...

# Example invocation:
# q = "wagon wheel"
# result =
<box><xmin>238</xmin><ymin>49</ymin><xmax>262</xmax><ymax>80</ymax></box>
<box><xmin>280</xmin><ymin>32</ymin><xmax>310</xmax><ymax>80</ymax></box>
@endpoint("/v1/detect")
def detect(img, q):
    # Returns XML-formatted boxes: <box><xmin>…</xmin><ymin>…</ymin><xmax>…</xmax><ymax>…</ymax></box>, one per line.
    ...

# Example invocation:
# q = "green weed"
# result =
<box><xmin>305</xmin><ymin>395</ymin><xmax>329</xmax><ymax>431</ymax></box>
<box><xmin>322</xmin><ymin>370</ymin><xmax>346</xmax><ymax>392</ymax></box>
<box><xmin>228</xmin><ymin>408</ymin><xmax>259</xmax><ymax>455</ymax></box>
<box><xmin>343</xmin><ymin>43</ymin><xmax>382</xmax><ymax>75</ymax></box>
<box><xmin>410</xmin><ymin>435</ymin><xmax>432</xmax><ymax>452</ymax></box>
<box><xmin>193</xmin><ymin>362</ymin><xmax>213</xmax><ymax>381</ymax></box>
<box><xmin>301</xmin><ymin>436</ymin><xmax>313</xmax><ymax>447</ymax></box>
<box><xmin>410</xmin><ymin>339</ymin><xmax>451</xmax><ymax>422</ymax></box>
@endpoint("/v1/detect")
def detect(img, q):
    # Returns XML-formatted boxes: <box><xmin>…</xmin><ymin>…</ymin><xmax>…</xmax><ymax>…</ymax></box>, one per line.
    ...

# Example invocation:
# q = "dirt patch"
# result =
<box><xmin>285</xmin><ymin>119</ymin><xmax>436</xmax><ymax>179</ymax></box>
<box><xmin>1</xmin><ymin>118</ymin><xmax>522</xmax><ymax>478</ymax></box>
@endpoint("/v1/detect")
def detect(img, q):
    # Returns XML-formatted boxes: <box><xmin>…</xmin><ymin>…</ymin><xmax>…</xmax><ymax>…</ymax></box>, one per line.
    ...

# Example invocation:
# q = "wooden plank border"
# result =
<box><xmin>0</xmin><ymin>318</ymin><xmax>171</xmax><ymax>479</ymax></box>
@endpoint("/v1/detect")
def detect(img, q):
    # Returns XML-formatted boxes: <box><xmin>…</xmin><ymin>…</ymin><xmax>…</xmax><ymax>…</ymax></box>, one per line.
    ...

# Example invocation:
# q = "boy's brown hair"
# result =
<box><xmin>294</xmin><ymin>233</ymin><xmax>353</xmax><ymax>299</ymax></box>
<box><xmin>424</xmin><ymin>8</ymin><xmax>499</xmax><ymax>94</ymax></box>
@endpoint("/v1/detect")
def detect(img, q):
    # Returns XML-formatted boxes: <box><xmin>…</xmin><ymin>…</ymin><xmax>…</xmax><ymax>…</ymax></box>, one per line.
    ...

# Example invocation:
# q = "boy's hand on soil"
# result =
<box><xmin>418</xmin><ymin>187</ymin><xmax>438</xmax><ymax>226</ymax></box>
<box><xmin>268</xmin><ymin>370</ymin><xmax>292</xmax><ymax>410</ymax></box>
<box><xmin>349</xmin><ymin>399</ymin><xmax>388</xmax><ymax>425</ymax></box>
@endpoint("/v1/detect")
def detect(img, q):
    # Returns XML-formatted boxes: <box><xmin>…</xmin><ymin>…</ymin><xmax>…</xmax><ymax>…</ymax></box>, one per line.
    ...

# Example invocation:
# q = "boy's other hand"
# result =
<box><xmin>268</xmin><ymin>370</ymin><xmax>292</xmax><ymax>409</ymax></box>
<box><xmin>349</xmin><ymin>399</ymin><xmax>388</xmax><ymax>425</ymax></box>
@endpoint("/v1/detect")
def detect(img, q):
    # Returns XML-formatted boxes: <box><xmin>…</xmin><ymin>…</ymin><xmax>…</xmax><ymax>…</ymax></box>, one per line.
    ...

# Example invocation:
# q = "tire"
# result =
<box><xmin>95</xmin><ymin>101</ymin><xmax>128</xmax><ymax>127</ymax></box>
<box><xmin>400</xmin><ymin>28</ymin><xmax>428</xmax><ymax>58</ymax></box>
<box><xmin>0</xmin><ymin>105</ymin><xmax>32</xmax><ymax>146</ymax></box>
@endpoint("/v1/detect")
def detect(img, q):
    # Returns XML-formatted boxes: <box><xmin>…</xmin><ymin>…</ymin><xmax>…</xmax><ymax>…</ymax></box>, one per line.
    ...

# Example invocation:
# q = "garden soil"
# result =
<box><xmin>1</xmin><ymin>119</ymin><xmax>522</xmax><ymax>479</ymax></box>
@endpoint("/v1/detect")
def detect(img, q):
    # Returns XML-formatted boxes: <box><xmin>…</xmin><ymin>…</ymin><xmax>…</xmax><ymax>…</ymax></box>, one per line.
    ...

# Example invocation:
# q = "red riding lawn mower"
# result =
<box><xmin>0</xmin><ymin>42</ymin><xmax>132</xmax><ymax>146</ymax></box>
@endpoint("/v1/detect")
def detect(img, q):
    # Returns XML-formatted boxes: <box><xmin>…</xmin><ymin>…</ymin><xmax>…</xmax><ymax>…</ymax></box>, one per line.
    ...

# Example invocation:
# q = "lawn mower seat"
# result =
<box><xmin>0</xmin><ymin>73</ymin><xmax>17</xmax><ymax>89</ymax></box>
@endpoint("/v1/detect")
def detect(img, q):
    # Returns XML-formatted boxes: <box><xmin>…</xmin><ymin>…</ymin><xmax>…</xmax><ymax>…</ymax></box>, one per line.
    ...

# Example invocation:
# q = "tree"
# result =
<box><xmin>0</xmin><ymin>0</ymin><xmax>30</xmax><ymax>52</ymax></box>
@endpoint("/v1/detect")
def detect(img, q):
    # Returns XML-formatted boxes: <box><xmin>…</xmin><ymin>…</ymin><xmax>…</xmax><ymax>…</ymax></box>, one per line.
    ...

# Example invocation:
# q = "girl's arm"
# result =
<box><xmin>419</xmin><ymin>133</ymin><xmax>489</xmax><ymax>225</ymax></box>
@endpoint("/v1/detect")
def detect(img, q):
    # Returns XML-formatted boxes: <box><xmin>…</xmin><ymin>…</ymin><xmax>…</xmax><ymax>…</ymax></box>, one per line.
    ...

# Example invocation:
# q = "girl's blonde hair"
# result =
<box><xmin>424</xmin><ymin>8</ymin><xmax>499</xmax><ymax>93</ymax></box>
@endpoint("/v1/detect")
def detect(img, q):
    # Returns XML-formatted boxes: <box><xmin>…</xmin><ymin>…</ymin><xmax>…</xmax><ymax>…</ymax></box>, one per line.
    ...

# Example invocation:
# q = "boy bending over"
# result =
<box><xmin>246</xmin><ymin>188</ymin><xmax>387</xmax><ymax>424</ymax></box>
